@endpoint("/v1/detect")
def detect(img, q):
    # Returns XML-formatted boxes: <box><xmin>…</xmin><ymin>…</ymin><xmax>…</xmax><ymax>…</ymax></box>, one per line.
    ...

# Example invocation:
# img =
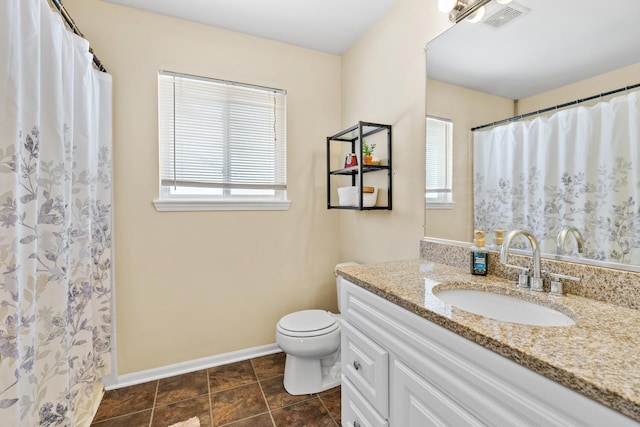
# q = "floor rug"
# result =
<box><xmin>168</xmin><ymin>416</ymin><xmax>200</xmax><ymax>427</ymax></box>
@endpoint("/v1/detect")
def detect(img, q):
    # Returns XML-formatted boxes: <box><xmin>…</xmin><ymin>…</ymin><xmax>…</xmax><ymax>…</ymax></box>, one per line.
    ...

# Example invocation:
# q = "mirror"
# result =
<box><xmin>425</xmin><ymin>0</ymin><xmax>640</xmax><ymax>271</ymax></box>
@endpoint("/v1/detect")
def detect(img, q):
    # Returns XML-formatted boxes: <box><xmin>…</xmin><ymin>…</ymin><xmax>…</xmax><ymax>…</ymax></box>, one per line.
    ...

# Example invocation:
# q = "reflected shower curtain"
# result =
<box><xmin>474</xmin><ymin>91</ymin><xmax>640</xmax><ymax>265</ymax></box>
<box><xmin>0</xmin><ymin>0</ymin><xmax>113</xmax><ymax>425</ymax></box>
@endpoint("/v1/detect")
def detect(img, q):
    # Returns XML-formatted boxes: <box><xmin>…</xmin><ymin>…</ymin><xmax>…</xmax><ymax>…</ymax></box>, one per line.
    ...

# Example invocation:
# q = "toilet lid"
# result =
<box><xmin>278</xmin><ymin>309</ymin><xmax>337</xmax><ymax>333</ymax></box>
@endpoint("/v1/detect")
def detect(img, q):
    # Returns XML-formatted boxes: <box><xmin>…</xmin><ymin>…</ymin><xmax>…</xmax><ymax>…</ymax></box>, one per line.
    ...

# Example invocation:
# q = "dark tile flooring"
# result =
<box><xmin>91</xmin><ymin>352</ymin><xmax>341</xmax><ymax>427</ymax></box>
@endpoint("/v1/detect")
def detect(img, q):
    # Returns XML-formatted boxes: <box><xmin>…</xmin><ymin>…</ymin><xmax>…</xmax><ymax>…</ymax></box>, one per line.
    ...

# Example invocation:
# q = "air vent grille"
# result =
<box><xmin>483</xmin><ymin>4</ymin><xmax>529</xmax><ymax>28</ymax></box>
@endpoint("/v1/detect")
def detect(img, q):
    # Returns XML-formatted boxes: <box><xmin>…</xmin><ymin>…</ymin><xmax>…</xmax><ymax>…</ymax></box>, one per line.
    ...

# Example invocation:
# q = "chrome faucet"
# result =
<box><xmin>556</xmin><ymin>226</ymin><xmax>585</xmax><ymax>256</ymax></box>
<box><xmin>500</xmin><ymin>229</ymin><xmax>544</xmax><ymax>292</ymax></box>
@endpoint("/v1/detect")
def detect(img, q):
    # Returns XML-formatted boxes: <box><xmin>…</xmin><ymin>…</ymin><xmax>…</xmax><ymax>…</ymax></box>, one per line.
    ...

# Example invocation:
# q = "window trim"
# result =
<box><xmin>152</xmin><ymin>198</ymin><xmax>291</xmax><ymax>212</ymax></box>
<box><xmin>425</xmin><ymin>116</ymin><xmax>454</xmax><ymax>209</ymax></box>
<box><xmin>425</xmin><ymin>200</ymin><xmax>456</xmax><ymax>210</ymax></box>
<box><xmin>155</xmin><ymin>70</ymin><xmax>290</xmax><ymax>212</ymax></box>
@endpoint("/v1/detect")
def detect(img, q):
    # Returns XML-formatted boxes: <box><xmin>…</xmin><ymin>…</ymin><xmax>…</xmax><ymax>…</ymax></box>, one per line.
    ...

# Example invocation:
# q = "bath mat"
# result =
<box><xmin>168</xmin><ymin>417</ymin><xmax>200</xmax><ymax>427</ymax></box>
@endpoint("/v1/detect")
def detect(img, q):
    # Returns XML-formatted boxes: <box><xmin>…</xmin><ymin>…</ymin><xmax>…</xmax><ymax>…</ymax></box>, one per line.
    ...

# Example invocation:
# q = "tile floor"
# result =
<box><xmin>91</xmin><ymin>352</ymin><xmax>341</xmax><ymax>427</ymax></box>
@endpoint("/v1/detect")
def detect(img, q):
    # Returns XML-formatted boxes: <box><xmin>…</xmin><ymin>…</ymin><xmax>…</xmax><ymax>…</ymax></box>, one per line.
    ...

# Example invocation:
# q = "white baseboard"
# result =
<box><xmin>103</xmin><ymin>343</ymin><xmax>281</xmax><ymax>390</ymax></box>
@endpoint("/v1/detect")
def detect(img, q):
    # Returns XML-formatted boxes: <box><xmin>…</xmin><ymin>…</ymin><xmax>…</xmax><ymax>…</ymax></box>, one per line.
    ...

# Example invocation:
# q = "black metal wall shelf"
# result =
<box><xmin>326</xmin><ymin>121</ymin><xmax>392</xmax><ymax>210</ymax></box>
<box><xmin>329</xmin><ymin>165</ymin><xmax>390</xmax><ymax>176</ymax></box>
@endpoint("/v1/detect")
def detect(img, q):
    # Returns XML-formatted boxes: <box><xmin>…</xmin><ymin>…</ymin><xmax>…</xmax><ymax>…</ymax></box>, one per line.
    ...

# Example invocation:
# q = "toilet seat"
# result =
<box><xmin>277</xmin><ymin>309</ymin><xmax>339</xmax><ymax>338</ymax></box>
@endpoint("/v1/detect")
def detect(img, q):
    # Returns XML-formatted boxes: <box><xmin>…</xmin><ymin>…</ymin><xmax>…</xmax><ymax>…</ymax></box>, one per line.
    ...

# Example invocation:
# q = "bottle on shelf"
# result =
<box><xmin>344</xmin><ymin>153</ymin><xmax>358</xmax><ymax>168</ymax></box>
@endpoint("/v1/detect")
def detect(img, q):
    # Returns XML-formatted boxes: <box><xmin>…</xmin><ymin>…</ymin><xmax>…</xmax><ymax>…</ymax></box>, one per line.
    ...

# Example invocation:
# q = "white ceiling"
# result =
<box><xmin>101</xmin><ymin>0</ymin><xmax>397</xmax><ymax>55</ymax></box>
<box><xmin>427</xmin><ymin>0</ymin><xmax>640</xmax><ymax>99</ymax></box>
<box><xmin>98</xmin><ymin>0</ymin><xmax>640</xmax><ymax>98</ymax></box>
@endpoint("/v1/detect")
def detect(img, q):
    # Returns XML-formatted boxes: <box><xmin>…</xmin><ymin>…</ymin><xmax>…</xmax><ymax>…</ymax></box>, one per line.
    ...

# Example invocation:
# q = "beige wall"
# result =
<box><xmin>339</xmin><ymin>0</ymin><xmax>451</xmax><ymax>263</ymax></box>
<box><xmin>64</xmin><ymin>0</ymin><xmax>457</xmax><ymax>375</ymax></box>
<box><xmin>425</xmin><ymin>79</ymin><xmax>514</xmax><ymax>242</ymax></box>
<box><xmin>65</xmin><ymin>0</ymin><xmax>343</xmax><ymax>374</ymax></box>
<box><xmin>518</xmin><ymin>62</ymin><xmax>640</xmax><ymax>114</ymax></box>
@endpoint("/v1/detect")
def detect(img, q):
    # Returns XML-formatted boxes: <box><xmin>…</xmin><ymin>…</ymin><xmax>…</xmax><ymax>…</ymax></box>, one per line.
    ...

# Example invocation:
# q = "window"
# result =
<box><xmin>154</xmin><ymin>71</ymin><xmax>289</xmax><ymax>211</ymax></box>
<box><xmin>425</xmin><ymin>116</ymin><xmax>454</xmax><ymax>209</ymax></box>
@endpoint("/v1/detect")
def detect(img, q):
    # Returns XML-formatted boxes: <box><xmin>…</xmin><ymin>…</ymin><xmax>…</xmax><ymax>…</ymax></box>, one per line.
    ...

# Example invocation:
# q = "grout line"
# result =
<box><xmin>207</xmin><ymin>367</ymin><xmax>215</xmax><ymax>427</ymax></box>
<box><xmin>249</xmin><ymin>357</ymin><xmax>257</xmax><ymax>379</ymax></box>
<box><xmin>153</xmin><ymin>392</ymin><xmax>211</xmax><ymax>409</ymax></box>
<box><xmin>317</xmin><ymin>393</ymin><xmax>339</xmax><ymax>427</ymax></box>
<box><xmin>252</xmin><ymin>358</ymin><xmax>277</xmax><ymax>426</ymax></box>
<box><xmin>255</xmin><ymin>373</ymin><xmax>286</xmax><ymax>382</ymax></box>
<box><xmin>210</xmin><ymin>378</ymin><xmax>260</xmax><ymax>396</ymax></box>
<box><xmin>92</xmin><ymin>409</ymin><xmax>152</xmax><ymax>425</ymax></box>
<box><xmin>218</xmin><ymin>411</ymin><xmax>273</xmax><ymax>427</ymax></box>
<box><xmin>256</xmin><ymin>377</ymin><xmax>271</xmax><ymax>411</ymax></box>
<box><xmin>270</xmin><ymin>394</ymin><xmax>316</xmax><ymax>411</ymax></box>
<box><xmin>148</xmin><ymin>380</ymin><xmax>159</xmax><ymax>427</ymax></box>
<box><xmin>250</xmin><ymin>353</ymin><xmax>286</xmax><ymax>382</ymax></box>
<box><xmin>268</xmin><ymin>412</ymin><xmax>277</xmax><ymax>427</ymax></box>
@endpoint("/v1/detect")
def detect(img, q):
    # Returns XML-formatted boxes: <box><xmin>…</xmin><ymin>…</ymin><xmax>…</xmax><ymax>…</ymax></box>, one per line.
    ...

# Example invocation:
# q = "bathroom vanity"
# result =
<box><xmin>337</xmin><ymin>260</ymin><xmax>640</xmax><ymax>426</ymax></box>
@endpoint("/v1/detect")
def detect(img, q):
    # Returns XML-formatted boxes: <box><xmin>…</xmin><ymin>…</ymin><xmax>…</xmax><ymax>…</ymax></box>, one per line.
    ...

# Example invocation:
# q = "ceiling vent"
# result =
<box><xmin>482</xmin><ymin>2</ymin><xmax>531</xmax><ymax>29</ymax></box>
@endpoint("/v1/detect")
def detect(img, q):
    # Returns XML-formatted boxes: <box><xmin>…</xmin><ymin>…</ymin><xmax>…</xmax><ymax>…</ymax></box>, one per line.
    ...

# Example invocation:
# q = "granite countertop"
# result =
<box><xmin>336</xmin><ymin>259</ymin><xmax>640</xmax><ymax>422</ymax></box>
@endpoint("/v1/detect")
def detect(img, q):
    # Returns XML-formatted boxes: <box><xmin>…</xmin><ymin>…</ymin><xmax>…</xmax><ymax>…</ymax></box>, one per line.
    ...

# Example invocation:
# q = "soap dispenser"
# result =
<box><xmin>470</xmin><ymin>230</ymin><xmax>488</xmax><ymax>276</ymax></box>
<box><xmin>489</xmin><ymin>229</ymin><xmax>507</xmax><ymax>251</ymax></box>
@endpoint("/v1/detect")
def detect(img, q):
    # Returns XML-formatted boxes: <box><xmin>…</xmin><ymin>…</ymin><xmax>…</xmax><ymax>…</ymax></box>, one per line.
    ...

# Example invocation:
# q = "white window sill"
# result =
<box><xmin>426</xmin><ymin>201</ymin><xmax>456</xmax><ymax>210</ymax></box>
<box><xmin>153</xmin><ymin>199</ymin><xmax>292</xmax><ymax>212</ymax></box>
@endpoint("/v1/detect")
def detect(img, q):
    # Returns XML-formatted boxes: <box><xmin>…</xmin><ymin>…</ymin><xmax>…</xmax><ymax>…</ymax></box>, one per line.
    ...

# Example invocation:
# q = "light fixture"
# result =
<box><xmin>466</xmin><ymin>6</ymin><xmax>486</xmax><ymax>23</ymax></box>
<box><xmin>438</xmin><ymin>0</ymin><xmax>458</xmax><ymax>13</ymax></box>
<box><xmin>496</xmin><ymin>0</ymin><xmax>513</xmax><ymax>4</ymax></box>
<box><xmin>440</xmin><ymin>0</ymin><xmax>492</xmax><ymax>23</ymax></box>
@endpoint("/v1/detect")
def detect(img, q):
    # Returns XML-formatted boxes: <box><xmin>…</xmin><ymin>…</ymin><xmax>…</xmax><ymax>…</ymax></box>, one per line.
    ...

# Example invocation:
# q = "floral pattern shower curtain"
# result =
<box><xmin>474</xmin><ymin>91</ymin><xmax>640</xmax><ymax>265</ymax></box>
<box><xmin>0</xmin><ymin>0</ymin><xmax>113</xmax><ymax>425</ymax></box>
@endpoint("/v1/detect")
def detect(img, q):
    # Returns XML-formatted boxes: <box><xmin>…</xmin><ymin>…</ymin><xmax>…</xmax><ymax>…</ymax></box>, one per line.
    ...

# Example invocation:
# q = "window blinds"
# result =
<box><xmin>158</xmin><ymin>71</ymin><xmax>287</xmax><ymax>191</ymax></box>
<box><xmin>425</xmin><ymin>116</ymin><xmax>452</xmax><ymax>195</ymax></box>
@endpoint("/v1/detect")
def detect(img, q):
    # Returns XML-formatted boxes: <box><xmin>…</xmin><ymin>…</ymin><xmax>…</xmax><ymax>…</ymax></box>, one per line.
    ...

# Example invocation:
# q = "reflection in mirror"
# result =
<box><xmin>556</xmin><ymin>226</ymin><xmax>585</xmax><ymax>257</ymax></box>
<box><xmin>425</xmin><ymin>0</ymin><xmax>640</xmax><ymax>271</ymax></box>
<box><xmin>474</xmin><ymin>91</ymin><xmax>640</xmax><ymax>265</ymax></box>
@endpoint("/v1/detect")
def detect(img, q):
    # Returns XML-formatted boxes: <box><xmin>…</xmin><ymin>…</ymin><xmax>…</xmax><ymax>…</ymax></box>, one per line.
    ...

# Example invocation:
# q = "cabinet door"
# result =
<box><xmin>342</xmin><ymin>319</ymin><xmax>389</xmax><ymax>417</ymax></box>
<box><xmin>391</xmin><ymin>358</ymin><xmax>483</xmax><ymax>427</ymax></box>
<box><xmin>342</xmin><ymin>376</ymin><xmax>388</xmax><ymax>427</ymax></box>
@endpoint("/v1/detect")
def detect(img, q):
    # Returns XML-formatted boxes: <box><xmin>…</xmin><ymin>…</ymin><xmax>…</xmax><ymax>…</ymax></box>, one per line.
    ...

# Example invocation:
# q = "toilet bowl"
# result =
<box><xmin>276</xmin><ymin>309</ymin><xmax>341</xmax><ymax>395</ymax></box>
<box><xmin>275</xmin><ymin>263</ymin><xmax>356</xmax><ymax>395</ymax></box>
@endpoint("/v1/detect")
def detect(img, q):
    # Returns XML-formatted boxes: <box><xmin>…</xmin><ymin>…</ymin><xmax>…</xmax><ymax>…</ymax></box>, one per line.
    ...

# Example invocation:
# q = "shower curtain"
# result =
<box><xmin>474</xmin><ymin>91</ymin><xmax>640</xmax><ymax>265</ymax></box>
<box><xmin>0</xmin><ymin>0</ymin><xmax>113</xmax><ymax>425</ymax></box>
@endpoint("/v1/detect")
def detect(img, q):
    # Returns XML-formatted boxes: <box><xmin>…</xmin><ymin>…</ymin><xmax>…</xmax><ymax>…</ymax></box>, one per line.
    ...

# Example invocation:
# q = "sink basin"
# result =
<box><xmin>434</xmin><ymin>289</ymin><xmax>576</xmax><ymax>326</ymax></box>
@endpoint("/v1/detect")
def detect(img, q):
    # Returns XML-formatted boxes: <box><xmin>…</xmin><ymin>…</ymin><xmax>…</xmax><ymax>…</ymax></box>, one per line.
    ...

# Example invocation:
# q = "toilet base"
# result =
<box><xmin>283</xmin><ymin>350</ymin><xmax>341</xmax><ymax>395</ymax></box>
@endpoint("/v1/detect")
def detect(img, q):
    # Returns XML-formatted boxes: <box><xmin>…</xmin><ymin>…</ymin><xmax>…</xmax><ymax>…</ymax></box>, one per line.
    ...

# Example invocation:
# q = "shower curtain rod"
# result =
<box><xmin>50</xmin><ymin>0</ymin><xmax>107</xmax><ymax>73</ymax></box>
<box><xmin>471</xmin><ymin>82</ymin><xmax>640</xmax><ymax>131</ymax></box>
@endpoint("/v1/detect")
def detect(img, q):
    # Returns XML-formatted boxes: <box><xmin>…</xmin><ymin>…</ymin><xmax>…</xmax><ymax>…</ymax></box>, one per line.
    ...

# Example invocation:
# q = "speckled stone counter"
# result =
<box><xmin>336</xmin><ymin>259</ymin><xmax>640</xmax><ymax>423</ymax></box>
<box><xmin>421</xmin><ymin>238</ymin><xmax>640</xmax><ymax>309</ymax></box>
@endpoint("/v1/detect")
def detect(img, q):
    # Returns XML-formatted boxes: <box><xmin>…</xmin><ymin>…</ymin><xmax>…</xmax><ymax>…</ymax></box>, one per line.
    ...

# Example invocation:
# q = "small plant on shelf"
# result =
<box><xmin>362</xmin><ymin>140</ymin><xmax>376</xmax><ymax>164</ymax></box>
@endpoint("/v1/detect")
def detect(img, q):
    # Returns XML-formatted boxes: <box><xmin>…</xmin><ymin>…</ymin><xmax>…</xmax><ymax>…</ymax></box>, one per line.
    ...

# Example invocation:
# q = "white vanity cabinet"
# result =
<box><xmin>339</xmin><ymin>277</ymin><xmax>639</xmax><ymax>427</ymax></box>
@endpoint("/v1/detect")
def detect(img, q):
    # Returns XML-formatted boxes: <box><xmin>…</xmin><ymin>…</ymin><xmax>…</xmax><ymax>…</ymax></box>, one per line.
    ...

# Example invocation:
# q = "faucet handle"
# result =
<box><xmin>549</xmin><ymin>272</ymin><xmax>580</xmax><ymax>296</ymax></box>
<box><xmin>549</xmin><ymin>272</ymin><xmax>580</xmax><ymax>281</ymax></box>
<box><xmin>504</xmin><ymin>264</ymin><xmax>530</xmax><ymax>288</ymax></box>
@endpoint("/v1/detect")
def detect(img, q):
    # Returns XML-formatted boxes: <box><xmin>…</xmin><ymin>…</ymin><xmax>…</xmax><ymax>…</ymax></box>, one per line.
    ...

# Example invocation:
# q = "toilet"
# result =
<box><xmin>275</xmin><ymin>263</ymin><xmax>354</xmax><ymax>395</ymax></box>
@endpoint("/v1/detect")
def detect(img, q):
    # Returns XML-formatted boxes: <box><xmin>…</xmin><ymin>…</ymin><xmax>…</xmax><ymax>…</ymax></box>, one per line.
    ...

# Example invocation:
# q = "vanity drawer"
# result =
<box><xmin>341</xmin><ymin>318</ymin><xmax>389</xmax><ymax>418</ymax></box>
<box><xmin>342</xmin><ymin>375</ymin><xmax>388</xmax><ymax>427</ymax></box>
<box><xmin>391</xmin><ymin>358</ymin><xmax>483</xmax><ymax>427</ymax></box>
